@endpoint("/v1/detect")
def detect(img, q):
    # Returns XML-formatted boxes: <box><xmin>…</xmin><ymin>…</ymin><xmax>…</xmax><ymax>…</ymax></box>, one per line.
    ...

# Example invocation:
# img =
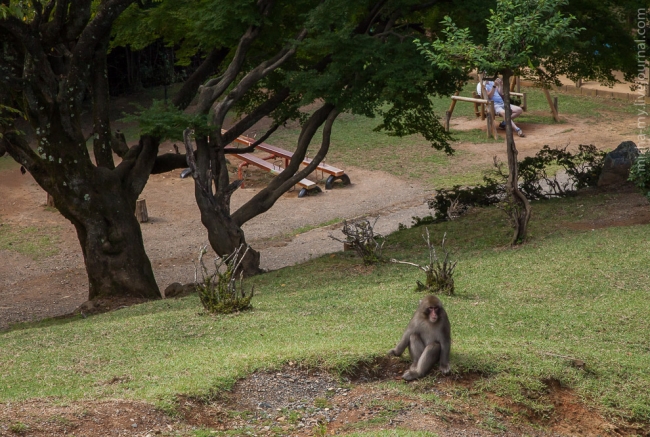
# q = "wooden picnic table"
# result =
<box><xmin>234</xmin><ymin>153</ymin><xmax>321</xmax><ymax>198</ymax></box>
<box><xmin>231</xmin><ymin>134</ymin><xmax>351</xmax><ymax>190</ymax></box>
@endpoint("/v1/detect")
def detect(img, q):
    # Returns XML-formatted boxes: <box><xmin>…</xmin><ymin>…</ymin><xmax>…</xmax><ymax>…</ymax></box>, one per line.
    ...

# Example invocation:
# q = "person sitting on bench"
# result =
<box><xmin>480</xmin><ymin>77</ymin><xmax>525</xmax><ymax>137</ymax></box>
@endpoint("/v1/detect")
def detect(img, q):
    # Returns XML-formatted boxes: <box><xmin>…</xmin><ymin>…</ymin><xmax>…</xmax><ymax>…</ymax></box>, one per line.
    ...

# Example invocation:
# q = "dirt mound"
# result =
<box><xmin>4</xmin><ymin>366</ymin><xmax>643</xmax><ymax>436</ymax></box>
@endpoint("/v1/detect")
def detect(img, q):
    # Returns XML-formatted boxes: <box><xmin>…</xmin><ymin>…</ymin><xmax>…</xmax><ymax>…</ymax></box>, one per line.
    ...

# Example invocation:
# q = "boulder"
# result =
<box><xmin>598</xmin><ymin>141</ymin><xmax>639</xmax><ymax>187</ymax></box>
<box><xmin>164</xmin><ymin>282</ymin><xmax>196</xmax><ymax>298</ymax></box>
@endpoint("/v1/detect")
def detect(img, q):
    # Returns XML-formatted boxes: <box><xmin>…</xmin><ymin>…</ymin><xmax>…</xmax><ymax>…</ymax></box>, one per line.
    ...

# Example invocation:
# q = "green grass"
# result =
<box><xmin>0</xmin><ymin>154</ymin><xmax>20</xmax><ymax>171</ymax></box>
<box><xmin>293</xmin><ymin>217</ymin><xmax>342</xmax><ymax>235</ymax></box>
<box><xmin>1</xmin><ymin>191</ymin><xmax>649</xmax><ymax>424</ymax></box>
<box><xmin>0</xmin><ymin>223</ymin><xmax>59</xmax><ymax>259</ymax></box>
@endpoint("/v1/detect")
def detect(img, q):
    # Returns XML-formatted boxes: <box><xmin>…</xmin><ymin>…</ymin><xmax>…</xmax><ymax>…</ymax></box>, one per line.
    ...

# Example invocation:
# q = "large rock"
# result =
<box><xmin>164</xmin><ymin>282</ymin><xmax>196</xmax><ymax>298</ymax></box>
<box><xmin>598</xmin><ymin>141</ymin><xmax>639</xmax><ymax>187</ymax></box>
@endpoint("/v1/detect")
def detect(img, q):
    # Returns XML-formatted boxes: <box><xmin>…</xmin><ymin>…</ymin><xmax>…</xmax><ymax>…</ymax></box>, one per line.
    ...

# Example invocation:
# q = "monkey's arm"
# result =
<box><xmin>388</xmin><ymin>327</ymin><xmax>412</xmax><ymax>357</ymax></box>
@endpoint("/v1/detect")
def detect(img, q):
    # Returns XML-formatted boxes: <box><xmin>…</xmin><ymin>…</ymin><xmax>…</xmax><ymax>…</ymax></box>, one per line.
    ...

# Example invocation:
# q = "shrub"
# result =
<box><xmin>428</xmin><ymin>145</ymin><xmax>606</xmax><ymax>220</ymax></box>
<box><xmin>330</xmin><ymin>218</ymin><xmax>385</xmax><ymax>265</ymax></box>
<box><xmin>629</xmin><ymin>149</ymin><xmax>650</xmax><ymax>199</ymax></box>
<box><xmin>391</xmin><ymin>229</ymin><xmax>457</xmax><ymax>295</ymax></box>
<box><xmin>195</xmin><ymin>245</ymin><xmax>254</xmax><ymax>314</ymax></box>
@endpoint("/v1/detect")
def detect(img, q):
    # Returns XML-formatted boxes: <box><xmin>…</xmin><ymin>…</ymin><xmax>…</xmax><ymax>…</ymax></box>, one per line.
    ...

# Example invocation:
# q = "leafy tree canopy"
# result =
<box><xmin>112</xmin><ymin>0</ymin><xmax>465</xmax><ymax>152</ymax></box>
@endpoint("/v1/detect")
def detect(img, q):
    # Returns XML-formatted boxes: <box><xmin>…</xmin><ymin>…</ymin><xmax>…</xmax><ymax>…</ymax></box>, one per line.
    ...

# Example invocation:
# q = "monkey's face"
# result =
<box><xmin>426</xmin><ymin>305</ymin><xmax>439</xmax><ymax>323</ymax></box>
<box><xmin>420</xmin><ymin>295</ymin><xmax>442</xmax><ymax>324</ymax></box>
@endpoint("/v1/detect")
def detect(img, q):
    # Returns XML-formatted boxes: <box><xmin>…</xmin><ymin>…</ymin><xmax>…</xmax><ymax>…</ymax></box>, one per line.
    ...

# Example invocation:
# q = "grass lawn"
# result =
<box><xmin>2</xmin><ymin>191</ymin><xmax>649</xmax><ymax>424</ymax></box>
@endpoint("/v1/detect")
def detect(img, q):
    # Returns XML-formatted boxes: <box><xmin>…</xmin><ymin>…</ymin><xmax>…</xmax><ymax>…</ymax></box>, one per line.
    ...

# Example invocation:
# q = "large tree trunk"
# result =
<box><xmin>72</xmin><ymin>197</ymin><xmax>160</xmax><ymax>300</ymax></box>
<box><xmin>501</xmin><ymin>70</ymin><xmax>532</xmax><ymax>245</ymax></box>
<box><xmin>186</xmin><ymin>134</ymin><xmax>263</xmax><ymax>276</ymax></box>
<box><xmin>4</xmin><ymin>122</ymin><xmax>162</xmax><ymax>300</ymax></box>
<box><xmin>195</xmin><ymin>184</ymin><xmax>263</xmax><ymax>276</ymax></box>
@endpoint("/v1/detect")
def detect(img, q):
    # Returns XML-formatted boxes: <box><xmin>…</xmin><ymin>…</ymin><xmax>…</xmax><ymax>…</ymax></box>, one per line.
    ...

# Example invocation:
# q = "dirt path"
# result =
<box><xmin>0</xmin><ymin>164</ymin><xmax>429</xmax><ymax>329</ymax></box>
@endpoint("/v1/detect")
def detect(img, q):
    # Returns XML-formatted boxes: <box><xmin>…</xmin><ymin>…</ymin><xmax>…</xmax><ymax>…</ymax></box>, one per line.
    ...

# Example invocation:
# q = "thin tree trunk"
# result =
<box><xmin>184</xmin><ymin>133</ymin><xmax>263</xmax><ymax>276</ymax></box>
<box><xmin>501</xmin><ymin>69</ymin><xmax>531</xmax><ymax>245</ymax></box>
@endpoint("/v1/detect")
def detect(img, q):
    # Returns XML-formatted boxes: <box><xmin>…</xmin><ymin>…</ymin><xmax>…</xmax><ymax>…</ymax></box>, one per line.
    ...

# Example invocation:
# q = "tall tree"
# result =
<box><xmin>0</xmin><ymin>0</ymin><xmax>464</xmax><ymax>297</ymax></box>
<box><xmin>0</xmin><ymin>0</ymin><xmax>169</xmax><ymax>299</ymax></box>
<box><xmin>416</xmin><ymin>0</ymin><xmax>637</xmax><ymax>244</ymax></box>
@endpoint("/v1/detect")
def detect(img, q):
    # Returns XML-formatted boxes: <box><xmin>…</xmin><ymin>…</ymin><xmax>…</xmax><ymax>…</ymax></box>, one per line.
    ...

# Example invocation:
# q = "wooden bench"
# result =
<box><xmin>234</xmin><ymin>153</ymin><xmax>322</xmax><ymax>198</ymax></box>
<box><xmin>231</xmin><ymin>134</ymin><xmax>351</xmax><ymax>190</ymax></box>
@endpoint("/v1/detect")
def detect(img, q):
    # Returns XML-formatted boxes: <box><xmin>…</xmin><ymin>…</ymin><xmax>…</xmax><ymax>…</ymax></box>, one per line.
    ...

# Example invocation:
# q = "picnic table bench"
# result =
<box><xmin>233</xmin><ymin>153</ymin><xmax>322</xmax><ymax>198</ymax></box>
<box><xmin>231</xmin><ymin>134</ymin><xmax>351</xmax><ymax>190</ymax></box>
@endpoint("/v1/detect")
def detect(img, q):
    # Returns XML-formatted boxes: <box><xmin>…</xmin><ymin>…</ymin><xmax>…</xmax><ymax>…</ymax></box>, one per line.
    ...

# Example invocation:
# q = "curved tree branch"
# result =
<box><xmin>232</xmin><ymin>103</ymin><xmax>337</xmax><ymax>226</ymax></box>
<box><xmin>221</xmin><ymin>87</ymin><xmax>291</xmax><ymax>145</ymax></box>
<box><xmin>195</xmin><ymin>25</ymin><xmax>263</xmax><ymax>115</ymax></box>
<box><xmin>211</xmin><ymin>28</ymin><xmax>307</xmax><ymax>130</ymax></box>
<box><xmin>172</xmin><ymin>47</ymin><xmax>230</xmax><ymax>110</ymax></box>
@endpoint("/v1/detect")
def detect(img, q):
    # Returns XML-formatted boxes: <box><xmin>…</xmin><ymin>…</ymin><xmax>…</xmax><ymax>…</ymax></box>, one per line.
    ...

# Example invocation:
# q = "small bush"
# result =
<box><xmin>195</xmin><ymin>245</ymin><xmax>254</xmax><ymax>314</ymax></box>
<box><xmin>392</xmin><ymin>229</ymin><xmax>457</xmax><ymax>295</ymax></box>
<box><xmin>330</xmin><ymin>218</ymin><xmax>385</xmax><ymax>265</ymax></box>
<box><xmin>629</xmin><ymin>149</ymin><xmax>650</xmax><ymax>199</ymax></box>
<box><xmin>428</xmin><ymin>145</ymin><xmax>606</xmax><ymax>221</ymax></box>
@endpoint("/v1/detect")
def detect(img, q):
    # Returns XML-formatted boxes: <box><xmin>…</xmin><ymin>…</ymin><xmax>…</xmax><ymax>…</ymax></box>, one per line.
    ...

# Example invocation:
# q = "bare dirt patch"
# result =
<box><xmin>2</xmin><ymin>363</ymin><xmax>646</xmax><ymax>436</ymax></box>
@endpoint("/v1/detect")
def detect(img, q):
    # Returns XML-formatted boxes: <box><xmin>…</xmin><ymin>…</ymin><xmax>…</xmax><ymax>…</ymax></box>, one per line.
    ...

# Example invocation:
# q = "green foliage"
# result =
<box><xmin>195</xmin><ymin>245</ymin><xmax>254</xmax><ymax>314</ymax></box>
<box><xmin>428</xmin><ymin>145</ymin><xmax>605</xmax><ymax>220</ymax></box>
<box><xmin>628</xmin><ymin>150</ymin><xmax>650</xmax><ymax>200</ymax></box>
<box><xmin>516</xmin><ymin>145</ymin><xmax>606</xmax><ymax>199</ymax></box>
<box><xmin>416</xmin><ymin>0</ymin><xmax>582</xmax><ymax>83</ymax></box>
<box><xmin>121</xmin><ymin>100</ymin><xmax>209</xmax><ymax>140</ymax></box>
<box><xmin>429</xmin><ymin>176</ymin><xmax>503</xmax><ymax>222</ymax></box>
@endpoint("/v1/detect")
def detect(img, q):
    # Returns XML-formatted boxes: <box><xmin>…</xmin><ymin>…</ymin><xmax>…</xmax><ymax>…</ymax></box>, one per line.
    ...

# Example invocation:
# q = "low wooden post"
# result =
<box><xmin>489</xmin><ymin>101</ymin><xmax>498</xmax><ymax>140</ymax></box>
<box><xmin>516</xmin><ymin>76</ymin><xmax>521</xmax><ymax>93</ymax></box>
<box><xmin>444</xmin><ymin>91</ymin><xmax>459</xmax><ymax>132</ymax></box>
<box><xmin>543</xmin><ymin>88</ymin><xmax>561</xmax><ymax>122</ymax></box>
<box><xmin>553</xmin><ymin>96</ymin><xmax>558</xmax><ymax>114</ymax></box>
<box><xmin>522</xmin><ymin>93</ymin><xmax>528</xmax><ymax>112</ymax></box>
<box><xmin>136</xmin><ymin>198</ymin><xmax>149</xmax><ymax>223</ymax></box>
<box><xmin>46</xmin><ymin>193</ymin><xmax>55</xmax><ymax>208</ymax></box>
<box><xmin>472</xmin><ymin>91</ymin><xmax>481</xmax><ymax>117</ymax></box>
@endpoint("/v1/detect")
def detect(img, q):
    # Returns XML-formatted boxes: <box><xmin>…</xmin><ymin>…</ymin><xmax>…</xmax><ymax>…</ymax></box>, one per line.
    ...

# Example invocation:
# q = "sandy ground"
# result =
<box><xmin>0</xmin><ymin>162</ymin><xmax>430</xmax><ymax>328</ymax></box>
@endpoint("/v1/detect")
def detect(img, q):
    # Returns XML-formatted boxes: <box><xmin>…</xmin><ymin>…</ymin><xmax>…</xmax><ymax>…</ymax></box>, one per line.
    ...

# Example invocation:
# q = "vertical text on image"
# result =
<box><xmin>635</xmin><ymin>8</ymin><xmax>647</xmax><ymax>146</ymax></box>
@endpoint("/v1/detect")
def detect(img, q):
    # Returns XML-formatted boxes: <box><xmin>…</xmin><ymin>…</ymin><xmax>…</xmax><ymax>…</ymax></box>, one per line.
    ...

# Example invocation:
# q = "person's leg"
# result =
<box><xmin>507</xmin><ymin>105</ymin><xmax>525</xmax><ymax>136</ymax></box>
<box><xmin>495</xmin><ymin>106</ymin><xmax>506</xmax><ymax>129</ymax></box>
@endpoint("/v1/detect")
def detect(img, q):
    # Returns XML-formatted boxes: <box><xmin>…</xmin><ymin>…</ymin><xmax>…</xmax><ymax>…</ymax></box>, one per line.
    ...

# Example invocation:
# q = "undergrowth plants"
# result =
<box><xmin>391</xmin><ymin>229</ymin><xmax>457</xmax><ymax>295</ymax></box>
<box><xmin>429</xmin><ymin>144</ymin><xmax>606</xmax><ymax>222</ymax></box>
<box><xmin>195</xmin><ymin>244</ymin><xmax>254</xmax><ymax>314</ymax></box>
<box><xmin>330</xmin><ymin>218</ymin><xmax>386</xmax><ymax>265</ymax></box>
<box><xmin>629</xmin><ymin>149</ymin><xmax>650</xmax><ymax>199</ymax></box>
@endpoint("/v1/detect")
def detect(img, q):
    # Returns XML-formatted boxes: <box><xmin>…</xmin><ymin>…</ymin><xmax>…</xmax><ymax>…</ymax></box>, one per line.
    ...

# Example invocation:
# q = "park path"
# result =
<box><xmin>0</xmin><ymin>165</ymin><xmax>430</xmax><ymax>328</ymax></box>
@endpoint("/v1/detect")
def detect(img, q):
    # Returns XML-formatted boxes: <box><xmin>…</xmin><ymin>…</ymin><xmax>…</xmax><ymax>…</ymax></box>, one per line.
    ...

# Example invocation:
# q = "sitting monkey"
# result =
<box><xmin>388</xmin><ymin>295</ymin><xmax>451</xmax><ymax>380</ymax></box>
